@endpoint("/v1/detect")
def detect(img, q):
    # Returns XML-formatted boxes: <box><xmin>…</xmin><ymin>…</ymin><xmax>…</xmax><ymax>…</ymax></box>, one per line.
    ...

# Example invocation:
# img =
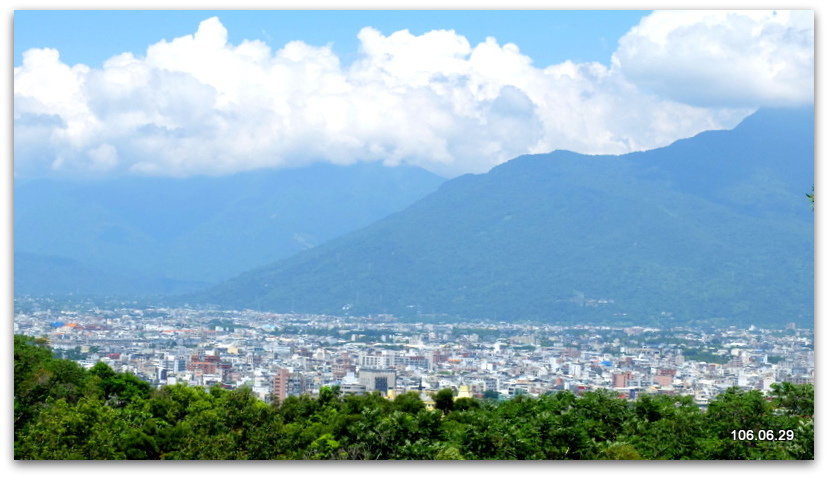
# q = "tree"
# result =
<box><xmin>316</xmin><ymin>385</ymin><xmax>341</xmax><ymax>411</ymax></box>
<box><xmin>15</xmin><ymin>397</ymin><xmax>157</xmax><ymax>460</ymax></box>
<box><xmin>89</xmin><ymin>362</ymin><xmax>150</xmax><ymax>407</ymax></box>
<box><xmin>393</xmin><ymin>391</ymin><xmax>426</xmax><ymax>414</ymax></box>
<box><xmin>769</xmin><ymin>382</ymin><xmax>813</xmax><ymax>418</ymax></box>
<box><xmin>767</xmin><ymin>382</ymin><xmax>815</xmax><ymax>460</ymax></box>
<box><xmin>14</xmin><ymin>334</ymin><xmax>91</xmax><ymax>446</ymax></box>
<box><xmin>453</xmin><ymin>397</ymin><xmax>480</xmax><ymax>412</ymax></box>
<box><xmin>599</xmin><ymin>442</ymin><xmax>643</xmax><ymax>460</ymax></box>
<box><xmin>482</xmin><ymin>389</ymin><xmax>499</xmax><ymax>401</ymax></box>
<box><xmin>12</xmin><ymin>331</ymin><xmax>814</xmax><ymax>460</ymax></box>
<box><xmin>703</xmin><ymin>387</ymin><xmax>776</xmax><ymax>459</ymax></box>
<box><xmin>434</xmin><ymin>388</ymin><xmax>455</xmax><ymax>415</ymax></box>
<box><xmin>435</xmin><ymin>444</ymin><xmax>465</xmax><ymax>460</ymax></box>
<box><xmin>571</xmin><ymin>389</ymin><xmax>632</xmax><ymax>443</ymax></box>
<box><xmin>626</xmin><ymin>394</ymin><xmax>707</xmax><ymax>459</ymax></box>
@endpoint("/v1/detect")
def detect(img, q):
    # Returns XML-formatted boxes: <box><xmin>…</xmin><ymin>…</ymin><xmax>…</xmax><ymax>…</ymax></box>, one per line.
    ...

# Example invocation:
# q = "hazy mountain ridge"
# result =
<box><xmin>13</xmin><ymin>251</ymin><xmax>209</xmax><ymax>297</ymax></box>
<box><xmin>14</xmin><ymin>161</ymin><xmax>446</xmax><ymax>296</ymax></box>
<box><xmin>189</xmin><ymin>107</ymin><xmax>814</xmax><ymax>327</ymax></box>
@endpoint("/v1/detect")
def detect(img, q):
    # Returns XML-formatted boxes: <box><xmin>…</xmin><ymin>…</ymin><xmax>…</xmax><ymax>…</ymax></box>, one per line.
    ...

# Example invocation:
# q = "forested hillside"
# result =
<box><xmin>15</xmin><ymin>335</ymin><xmax>814</xmax><ymax>460</ymax></box>
<box><xmin>194</xmin><ymin>108</ymin><xmax>813</xmax><ymax>328</ymax></box>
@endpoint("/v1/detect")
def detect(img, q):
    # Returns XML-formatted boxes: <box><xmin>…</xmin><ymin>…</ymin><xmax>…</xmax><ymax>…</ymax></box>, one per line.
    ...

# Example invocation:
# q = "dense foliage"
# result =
<box><xmin>15</xmin><ymin>335</ymin><xmax>813</xmax><ymax>460</ymax></box>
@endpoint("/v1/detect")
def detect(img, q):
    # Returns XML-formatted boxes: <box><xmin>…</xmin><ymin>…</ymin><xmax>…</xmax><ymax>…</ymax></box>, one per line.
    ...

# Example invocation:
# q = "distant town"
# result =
<box><xmin>14</xmin><ymin>296</ymin><xmax>814</xmax><ymax>408</ymax></box>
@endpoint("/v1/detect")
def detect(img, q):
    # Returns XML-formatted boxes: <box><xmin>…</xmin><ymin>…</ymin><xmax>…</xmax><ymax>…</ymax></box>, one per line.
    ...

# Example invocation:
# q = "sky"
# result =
<box><xmin>12</xmin><ymin>9</ymin><xmax>816</xmax><ymax>180</ymax></box>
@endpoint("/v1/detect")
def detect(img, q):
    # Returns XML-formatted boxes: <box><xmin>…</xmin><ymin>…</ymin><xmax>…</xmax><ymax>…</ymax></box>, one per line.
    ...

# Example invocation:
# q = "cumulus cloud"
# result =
<box><xmin>13</xmin><ymin>11</ymin><xmax>813</xmax><ymax>179</ymax></box>
<box><xmin>614</xmin><ymin>10</ymin><xmax>814</xmax><ymax>107</ymax></box>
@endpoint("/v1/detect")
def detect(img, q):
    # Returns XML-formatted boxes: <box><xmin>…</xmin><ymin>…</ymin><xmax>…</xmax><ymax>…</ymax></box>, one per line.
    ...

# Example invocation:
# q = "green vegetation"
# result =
<box><xmin>54</xmin><ymin>345</ymin><xmax>100</xmax><ymax>361</ymax></box>
<box><xmin>682</xmin><ymin>348</ymin><xmax>730</xmax><ymax>364</ymax></box>
<box><xmin>15</xmin><ymin>334</ymin><xmax>813</xmax><ymax>460</ymax></box>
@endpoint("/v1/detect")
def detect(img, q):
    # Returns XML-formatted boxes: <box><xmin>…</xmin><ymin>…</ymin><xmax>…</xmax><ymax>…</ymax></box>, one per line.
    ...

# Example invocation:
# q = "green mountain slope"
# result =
<box><xmin>192</xmin><ymin>108</ymin><xmax>814</xmax><ymax>327</ymax></box>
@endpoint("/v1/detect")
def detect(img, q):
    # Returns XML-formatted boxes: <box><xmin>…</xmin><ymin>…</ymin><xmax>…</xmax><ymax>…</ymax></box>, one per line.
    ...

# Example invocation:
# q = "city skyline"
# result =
<box><xmin>15</xmin><ymin>298</ymin><xmax>814</xmax><ymax>406</ymax></box>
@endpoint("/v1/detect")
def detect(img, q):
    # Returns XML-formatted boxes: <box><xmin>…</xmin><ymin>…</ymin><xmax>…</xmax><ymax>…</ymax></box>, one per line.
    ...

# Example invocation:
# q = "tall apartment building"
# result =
<box><xmin>272</xmin><ymin>368</ymin><xmax>289</xmax><ymax>402</ymax></box>
<box><xmin>613</xmin><ymin>371</ymin><xmax>633</xmax><ymax>388</ymax></box>
<box><xmin>163</xmin><ymin>356</ymin><xmax>186</xmax><ymax>372</ymax></box>
<box><xmin>359</xmin><ymin>352</ymin><xmax>396</xmax><ymax>369</ymax></box>
<box><xmin>187</xmin><ymin>352</ymin><xmax>220</xmax><ymax>374</ymax></box>
<box><xmin>654</xmin><ymin>374</ymin><xmax>674</xmax><ymax>387</ymax></box>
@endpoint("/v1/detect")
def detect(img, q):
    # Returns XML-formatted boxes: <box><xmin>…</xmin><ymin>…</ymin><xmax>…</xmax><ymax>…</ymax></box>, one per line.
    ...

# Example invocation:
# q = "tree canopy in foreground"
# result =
<box><xmin>14</xmin><ymin>334</ymin><xmax>814</xmax><ymax>460</ymax></box>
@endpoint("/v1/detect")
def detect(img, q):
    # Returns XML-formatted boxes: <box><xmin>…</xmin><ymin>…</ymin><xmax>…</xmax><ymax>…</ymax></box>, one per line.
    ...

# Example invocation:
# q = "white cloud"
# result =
<box><xmin>85</xmin><ymin>143</ymin><xmax>119</xmax><ymax>171</ymax></box>
<box><xmin>13</xmin><ymin>12</ymin><xmax>813</xmax><ymax>179</ymax></box>
<box><xmin>614</xmin><ymin>10</ymin><xmax>814</xmax><ymax>107</ymax></box>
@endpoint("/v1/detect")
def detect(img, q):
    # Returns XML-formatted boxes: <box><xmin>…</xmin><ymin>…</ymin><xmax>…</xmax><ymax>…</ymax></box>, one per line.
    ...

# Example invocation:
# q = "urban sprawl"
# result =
<box><xmin>14</xmin><ymin>298</ymin><xmax>814</xmax><ymax>408</ymax></box>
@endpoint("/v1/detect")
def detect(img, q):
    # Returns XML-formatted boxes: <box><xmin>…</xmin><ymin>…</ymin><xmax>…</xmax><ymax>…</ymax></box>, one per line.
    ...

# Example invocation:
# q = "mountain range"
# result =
<box><xmin>13</xmin><ymin>162</ymin><xmax>445</xmax><ymax>296</ymax></box>
<box><xmin>187</xmin><ymin>107</ymin><xmax>814</xmax><ymax>328</ymax></box>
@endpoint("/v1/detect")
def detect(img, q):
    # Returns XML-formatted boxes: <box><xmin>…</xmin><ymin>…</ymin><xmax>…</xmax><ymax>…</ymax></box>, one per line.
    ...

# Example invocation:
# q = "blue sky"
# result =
<box><xmin>12</xmin><ymin>9</ymin><xmax>815</xmax><ymax>179</ymax></box>
<box><xmin>14</xmin><ymin>10</ymin><xmax>650</xmax><ymax>70</ymax></box>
